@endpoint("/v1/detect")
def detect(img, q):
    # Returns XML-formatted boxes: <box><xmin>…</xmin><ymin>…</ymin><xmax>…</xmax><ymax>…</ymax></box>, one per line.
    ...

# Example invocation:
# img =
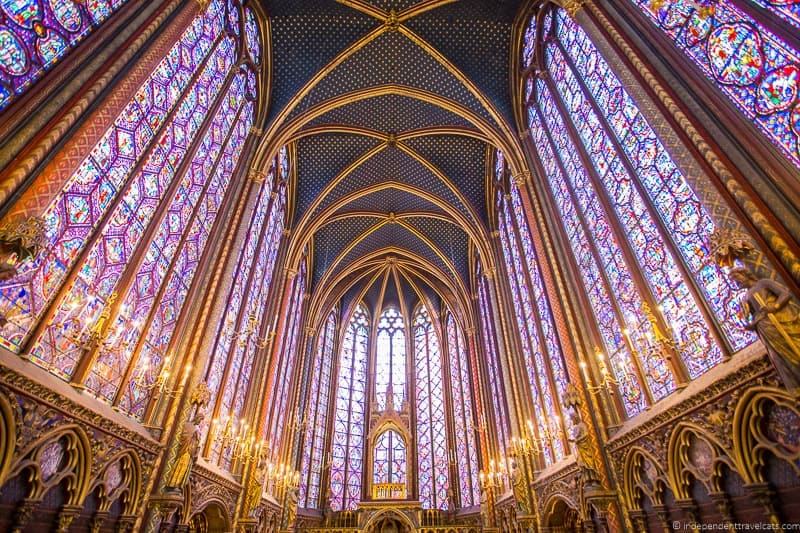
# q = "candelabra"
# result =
<box><xmin>233</xmin><ymin>313</ymin><xmax>273</xmax><ymax>348</ymax></box>
<box><xmin>478</xmin><ymin>458</ymin><xmax>506</xmax><ymax>528</ymax></box>
<box><xmin>478</xmin><ymin>458</ymin><xmax>506</xmax><ymax>491</ymax></box>
<box><xmin>131</xmin><ymin>354</ymin><xmax>192</xmax><ymax>399</ymax></box>
<box><xmin>580</xmin><ymin>347</ymin><xmax>620</xmax><ymax>396</ymax></box>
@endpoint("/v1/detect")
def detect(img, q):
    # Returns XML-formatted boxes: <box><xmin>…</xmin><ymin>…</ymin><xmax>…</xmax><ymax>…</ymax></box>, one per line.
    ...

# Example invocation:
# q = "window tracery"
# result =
<box><xmin>329</xmin><ymin>303</ymin><xmax>369</xmax><ymax>511</ymax></box>
<box><xmin>413</xmin><ymin>304</ymin><xmax>449</xmax><ymax>510</ymax></box>
<box><xmin>520</xmin><ymin>4</ymin><xmax>755</xmax><ymax>417</ymax></box>
<box><xmin>0</xmin><ymin>0</ymin><xmax>261</xmax><ymax>423</ymax></box>
<box><xmin>299</xmin><ymin>308</ymin><xmax>337</xmax><ymax>508</ymax></box>
<box><xmin>0</xmin><ymin>0</ymin><xmax>131</xmax><ymax>110</ymax></box>
<box><xmin>629</xmin><ymin>0</ymin><xmax>800</xmax><ymax>170</ymax></box>
<box><xmin>446</xmin><ymin>312</ymin><xmax>480</xmax><ymax>508</ymax></box>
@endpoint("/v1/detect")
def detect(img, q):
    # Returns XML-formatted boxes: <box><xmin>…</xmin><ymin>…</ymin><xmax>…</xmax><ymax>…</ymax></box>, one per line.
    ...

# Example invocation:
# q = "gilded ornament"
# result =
<box><xmin>563</xmin><ymin>384</ymin><xmax>601</xmax><ymax>487</ymax></box>
<box><xmin>561</xmin><ymin>0</ymin><xmax>588</xmax><ymax>17</ymax></box>
<box><xmin>165</xmin><ymin>383</ymin><xmax>211</xmax><ymax>492</ymax></box>
<box><xmin>730</xmin><ymin>268</ymin><xmax>800</xmax><ymax>393</ymax></box>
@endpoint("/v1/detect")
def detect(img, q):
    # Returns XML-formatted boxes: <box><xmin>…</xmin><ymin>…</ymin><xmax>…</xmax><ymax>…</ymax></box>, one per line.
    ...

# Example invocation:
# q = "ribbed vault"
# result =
<box><xmin>255</xmin><ymin>0</ymin><xmax>527</xmax><ymax>327</ymax></box>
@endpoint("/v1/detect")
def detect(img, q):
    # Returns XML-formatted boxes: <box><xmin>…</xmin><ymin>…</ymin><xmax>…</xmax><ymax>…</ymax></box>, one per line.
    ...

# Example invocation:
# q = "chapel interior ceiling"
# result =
<box><xmin>258</xmin><ymin>0</ymin><xmax>523</xmax><ymax>321</ymax></box>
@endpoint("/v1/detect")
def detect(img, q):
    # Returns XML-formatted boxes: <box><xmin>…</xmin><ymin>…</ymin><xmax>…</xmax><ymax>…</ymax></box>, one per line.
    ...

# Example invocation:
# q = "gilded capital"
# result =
<box><xmin>249</xmin><ymin>169</ymin><xmax>267</xmax><ymax>183</ymax></box>
<box><xmin>561</xmin><ymin>0</ymin><xmax>589</xmax><ymax>17</ymax></box>
<box><xmin>512</xmin><ymin>171</ymin><xmax>530</xmax><ymax>187</ymax></box>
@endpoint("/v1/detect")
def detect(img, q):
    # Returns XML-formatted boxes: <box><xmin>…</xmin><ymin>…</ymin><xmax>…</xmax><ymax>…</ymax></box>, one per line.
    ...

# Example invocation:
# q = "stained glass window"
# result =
<box><xmin>476</xmin><ymin>270</ymin><xmax>510</xmax><ymax>458</ymax></box>
<box><xmin>266</xmin><ymin>259</ymin><xmax>307</xmax><ymax>456</ymax></box>
<box><xmin>446</xmin><ymin>312</ymin><xmax>480</xmax><ymax>508</ymax></box>
<box><xmin>329</xmin><ymin>303</ymin><xmax>369</xmax><ymax>511</ymax></box>
<box><xmin>521</xmin><ymin>5</ymin><xmax>754</xmax><ymax>416</ymax></box>
<box><xmin>496</xmin><ymin>157</ymin><xmax>565</xmax><ymax>464</ymax></box>
<box><xmin>0</xmin><ymin>1</ymin><xmax>265</xmax><ymax>425</ymax></box>
<box><xmin>0</xmin><ymin>0</ymin><xmax>131</xmax><ymax>110</ymax></box>
<box><xmin>201</xmin><ymin>151</ymin><xmax>287</xmax><ymax>466</ymax></box>
<box><xmin>628</xmin><ymin>0</ymin><xmax>800</xmax><ymax>170</ymax></box>
<box><xmin>375</xmin><ymin>307</ymin><xmax>406</xmax><ymax>412</ymax></box>
<box><xmin>414</xmin><ymin>304</ymin><xmax>449</xmax><ymax>510</ymax></box>
<box><xmin>373</xmin><ymin>430</ymin><xmax>406</xmax><ymax>487</ymax></box>
<box><xmin>244</xmin><ymin>7</ymin><xmax>260</xmax><ymax>64</ymax></box>
<box><xmin>299</xmin><ymin>309</ymin><xmax>337</xmax><ymax>509</ymax></box>
<box><xmin>0</xmin><ymin>0</ymin><xmax>226</xmax><ymax>354</ymax></box>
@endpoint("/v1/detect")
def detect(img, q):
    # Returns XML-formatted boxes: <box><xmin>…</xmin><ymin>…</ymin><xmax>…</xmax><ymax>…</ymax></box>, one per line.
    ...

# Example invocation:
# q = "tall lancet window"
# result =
<box><xmin>299</xmin><ymin>309</ymin><xmax>337</xmax><ymax>508</ymax></box>
<box><xmin>496</xmin><ymin>151</ymin><xmax>568</xmax><ymax>465</ymax></box>
<box><xmin>375</xmin><ymin>307</ymin><xmax>406</xmax><ymax>412</ymax></box>
<box><xmin>0</xmin><ymin>0</ymin><xmax>262</xmax><ymax>420</ymax></box>
<box><xmin>0</xmin><ymin>0</ymin><xmax>131</xmax><ymax>110</ymax></box>
<box><xmin>413</xmin><ymin>304</ymin><xmax>449</xmax><ymax>510</ymax></box>
<box><xmin>522</xmin><ymin>6</ymin><xmax>753</xmax><ymax>417</ymax></box>
<box><xmin>446</xmin><ymin>312</ymin><xmax>480</xmax><ymax>507</ymax></box>
<box><xmin>267</xmin><ymin>258</ymin><xmax>308</xmax><ymax>455</ymax></box>
<box><xmin>476</xmin><ymin>264</ymin><xmax>510</xmax><ymax>459</ymax></box>
<box><xmin>628</xmin><ymin>0</ymin><xmax>800</xmax><ymax>171</ymax></box>
<box><xmin>373</xmin><ymin>430</ymin><xmax>407</xmax><ymax>494</ymax></box>
<box><xmin>200</xmin><ymin>147</ymin><xmax>287</xmax><ymax>468</ymax></box>
<box><xmin>330</xmin><ymin>303</ymin><xmax>370</xmax><ymax>511</ymax></box>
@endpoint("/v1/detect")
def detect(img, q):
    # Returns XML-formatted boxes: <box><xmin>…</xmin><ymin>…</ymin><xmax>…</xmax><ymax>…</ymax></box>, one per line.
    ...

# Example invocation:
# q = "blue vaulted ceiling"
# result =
<box><xmin>261</xmin><ymin>0</ymin><xmax>519</xmax><ymax>298</ymax></box>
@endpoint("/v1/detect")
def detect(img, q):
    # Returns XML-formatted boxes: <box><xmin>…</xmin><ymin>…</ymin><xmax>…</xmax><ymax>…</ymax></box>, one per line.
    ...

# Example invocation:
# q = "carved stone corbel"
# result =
<box><xmin>56</xmin><ymin>504</ymin><xmax>83</xmax><ymax>533</ymax></box>
<box><xmin>11</xmin><ymin>498</ymin><xmax>38</xmax><ymax>533</ymax></box>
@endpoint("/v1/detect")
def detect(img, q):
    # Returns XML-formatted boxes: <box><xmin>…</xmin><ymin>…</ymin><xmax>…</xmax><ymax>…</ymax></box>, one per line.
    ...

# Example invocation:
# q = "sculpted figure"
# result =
<box><xmin>285</xmin><ymin>485</ymin><xmax>299</xmax><ymax>528</ymax></box>
<box><xmin>166</xmin><ymin>383</ymin><xmax>210</xmax><ymax>491</ymax></box>
<box><xmin>567</xmin><ymin>409</ymin><xmax>600</xmax><ymax>487</ymax></box>
<box><xmin>509</xmin><ymin>456</ymin><xmax>530</xmax><ymax>515</ymax></box>
<box><xmin>730</xmin><ymin>268</ymin><xmax>800</xmax><ymax>393</ymax></box>
<box><xmin>165</xmin><ymin>411</ymin><xmax>202</xmax><ymax>491</ymax></box>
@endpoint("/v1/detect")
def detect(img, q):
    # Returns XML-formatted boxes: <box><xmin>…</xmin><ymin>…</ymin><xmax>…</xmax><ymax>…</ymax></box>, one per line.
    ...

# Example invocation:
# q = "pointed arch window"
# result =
<box><xmin>299</xmin><ymin>308</ymin><xmax>337</xmax><ymax>508</ymax></box>
<box><xmin>373</xmin><ymin>429</ymin><xmax>406</xmax><ymax>494</ymax></box>
<box><xmin>266</xmin><ymin>258</ymin><xmax>308</xmax><ymax>455</ymax></box>
<box><xmin>521</xmin><ymin>6</ymin><xmax>753</xmax><ymax>417</ymax></box>
<box><xmin>626</xmin><ymin>0</ymin><xmax>800</xmax><ymax>170</ymax></box>
<box><xmin>375</xmin><ymin>307</ymin><xmax>406</xmax><ymax>412</ymax></box>
<box><xmin>445</xmin><ymin>312</ymin><xmax>480</xmax><ymax>508</ymax></box>
<box><xmin>476</xmin><ymin>265</ymin><xmax>510</xmax><ymax>459</ymax></box>
<box><xmin>413</xmin><ymin>304</ymin><xmax>449</xmax><ymax>510</ymax></box>
<box><xmin>0</xmin><ymin>1</ymin><xmax>263</xmax><ymax>421</ymax></box>
<box><xmin>200</xmin><ymin>147</ymin><xmax>287</xmax><ymax>467</ymax></box>
<box><xmin>496</xmin><ymin>152</ymin><xmax>568</xmax><ymax>464</ymax></box>
<box><xmin>0</xmin><ymin>0</ymin><xmax>132</xmax><ymax>110</ymax></box>
<box><xmin>330</xmin><ymin>303</ymin><xmax>370</xmax><ymax>511</ymax></box>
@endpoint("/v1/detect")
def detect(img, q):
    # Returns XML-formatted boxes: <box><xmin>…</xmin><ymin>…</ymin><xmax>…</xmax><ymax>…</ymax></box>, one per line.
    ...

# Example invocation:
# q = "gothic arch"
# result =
<box><xmin>7</xmin><ymin>424</ymin><xmax>92</xmax><ymax>506</ymax></box>
<box><xmin>623</xmin><ymin>446</ymin><xmax>669</xmax><ymax>511</ymax></box>
<box><xmin>362</xmin><ymin>507</ymin><xmax>417</xmax><ymax>533</ymax></box>
<box><xmin>88</xmin><ymin>449</ymin><xmax>142</xmax><ymax>515</ymax></box>
<box><xmin>667</xmin><ymin>422</ymin><xmax>737</xmax><ymax>500</ymax></box>
<box><xmin>0</xmin><ymin>392</ymin><xmax>15</xmax><ymax>488</ymax></box>
<box><xmin>732</xmin><ymin>386</ymin><xmax>800</xmax><ymax>484</ymax></box>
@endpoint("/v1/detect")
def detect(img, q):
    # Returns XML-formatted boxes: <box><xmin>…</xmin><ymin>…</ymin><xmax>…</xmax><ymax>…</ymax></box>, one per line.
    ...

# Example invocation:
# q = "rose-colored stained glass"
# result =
<box><xmin>629</xmin><ymin>0</ymin><xmax>800</xmax><ymax>170</ymax></box>
<box><xmin>555</xmin><ymin>11</ymin><xmax>754</xmax><ymax>354</ymax></box>
<box><xmin>0</xmin><ymin>0</ymin><xmax>135</xmax><ymax>110</ymax></box>
<box><xmin>446</xmin><ymin>312</ymin><xmax>480</xmax><ymax>508</ymax></box>
<box><xmin>375</xmin><ymin>307</ymin><xmax>405</xmax><ymax>412</ymax></box>
<box><xmin>81</xmin><ymin>71</ymin><xmax>251</xmax><ymax>406</ymax></box>
<box><xmin>202</xmin><ymin>162</ymin><xmax>286</xmax><ymax>465</ymax></box>
<box><xmin>299</xmin><ymin>309</ymin><xmax>337</xmax><ymax>508</ymax></box>
<box><xmin>266</xmin><ymin>260</ymin><xmax>307</xmax><ymax>457</ymax></box>
<box><xmin>329</xmin><ymin>304</ymin><xmax>369</xmax><ymax>511</ymax></box>
<box><xmin>0</xmin><ymin>4</ymin><xmax>226</xmax><ymax>353</ymax></box>
<box><xmin>28</xmin><ymin>34</ymin><xmax>237</xmax><ymax>379</ymax></box>
<box><xmin>477</xmin><ymin>272</ymin><xmax>510</xmax><ymax>458</ymax></box>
